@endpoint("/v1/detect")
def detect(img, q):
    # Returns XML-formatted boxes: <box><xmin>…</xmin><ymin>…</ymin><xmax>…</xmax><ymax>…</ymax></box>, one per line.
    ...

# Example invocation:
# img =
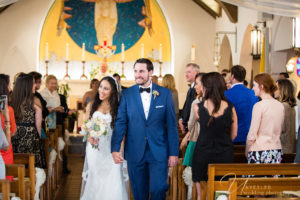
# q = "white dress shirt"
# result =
<box><xmin>231</xmin><ymin>82</ymin><xmax>243</xmax><ymax>88</ymax></box>
<box><xmin>140</xmin><ymin>82</ymin><xmax>152</xmax><ymax>119</ymax></box>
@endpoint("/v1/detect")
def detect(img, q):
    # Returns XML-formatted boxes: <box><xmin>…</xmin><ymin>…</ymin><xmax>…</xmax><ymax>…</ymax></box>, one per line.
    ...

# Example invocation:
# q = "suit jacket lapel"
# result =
<box><xmin>147</xmin><ymin>84</ymin><xmax>158</xmax><ymax>121</ymax></box>
<box><xmin>133</xmin><ymin>85</ymin><xmax>146</xmax><ymax>121</ymax></box>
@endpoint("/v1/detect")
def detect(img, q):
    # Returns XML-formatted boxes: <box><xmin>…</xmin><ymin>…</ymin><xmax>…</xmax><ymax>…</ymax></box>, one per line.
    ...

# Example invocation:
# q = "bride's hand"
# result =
<box><xmin>87</xmin><ymin>135</ymin><xmax>99</xmax><ymax>145</ymax></box>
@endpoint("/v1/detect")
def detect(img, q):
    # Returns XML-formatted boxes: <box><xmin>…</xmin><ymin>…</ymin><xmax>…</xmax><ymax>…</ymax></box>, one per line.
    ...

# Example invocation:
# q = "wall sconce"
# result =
<box><xmin>251</xmin><ymin>26</ymin><xmax>262</xmax><ymax>59</ymax></box>
<box><xmin>293</xmin><ymin>18</ymin><xmax>300</xmax><ymax>53</ymax></box>
<box><xmin>286</xmin><ymin>62</ymin><xmax>294</xmax><ymax>73</ymax></box>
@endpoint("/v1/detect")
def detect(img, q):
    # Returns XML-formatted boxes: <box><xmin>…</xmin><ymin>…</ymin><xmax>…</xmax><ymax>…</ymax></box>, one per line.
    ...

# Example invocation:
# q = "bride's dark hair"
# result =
<box><xmin>90</xmin><ymin>76</ymin><xmax>119</xmax><ymax>128</ymax></box>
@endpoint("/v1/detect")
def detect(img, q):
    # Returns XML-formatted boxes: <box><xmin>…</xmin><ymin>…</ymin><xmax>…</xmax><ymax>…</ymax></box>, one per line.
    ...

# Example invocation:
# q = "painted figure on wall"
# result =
<box><xmin>83</xmin><ymin>0</ymin><xmax>132</xmax><ymax>47</ymax></box>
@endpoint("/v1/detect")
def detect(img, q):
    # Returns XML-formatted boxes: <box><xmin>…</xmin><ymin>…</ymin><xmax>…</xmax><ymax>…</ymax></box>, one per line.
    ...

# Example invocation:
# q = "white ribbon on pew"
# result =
<box><xmin>58</xmin><ymin>137</ymin><xmax>65</xmax><ymax>161</ymax></box>
<box><xmin>11</xmin><ymin>197</ymin><xmax>21</xmax><ymax>200</ymax></box>
<box><xmin>48</xmin><ymin>149</ymin><xmax>57</xmax><ymax>177</ymax></box>
<box><xmin>34</xmin><ymin>167</ymin><xmax>46</xmax><ymax>200</ymax></box>
<box><xmin>168</xmin><ymin>167</ymin><xmax>173</xmax><ymax>177</ymax></box>
<box><xmin>64</xmin><ymin>129</ymin><xmax>70</xmax><ymax>145</ymax></box>
<box><xmin>182</xmin><ymin>166</ymin><xmax>193</xmax><ymax>200</ymax></box>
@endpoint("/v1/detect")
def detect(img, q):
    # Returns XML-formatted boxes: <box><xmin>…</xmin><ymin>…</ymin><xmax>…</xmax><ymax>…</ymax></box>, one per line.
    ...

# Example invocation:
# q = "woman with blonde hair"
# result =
<box><xmin>274</xmin><ymin>79</ymin><xmax>297</xmax><ymax>153</ymax></box>
<box><xmin>162</xmin><ymin>74</ymin><xmax>179</xmax><ymax>116</ymax></box>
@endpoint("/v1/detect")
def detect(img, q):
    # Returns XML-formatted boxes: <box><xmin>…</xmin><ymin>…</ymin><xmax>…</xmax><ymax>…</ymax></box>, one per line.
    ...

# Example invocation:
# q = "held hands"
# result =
<box><xmin>168</xmin><ymin>156</ymin><xmax>179</xmax><ymax>167</ymax></box>
<box><xmin>112</xmin><ymin>152</ymin><xmax>124</xmax><ymax>164</ymax></box>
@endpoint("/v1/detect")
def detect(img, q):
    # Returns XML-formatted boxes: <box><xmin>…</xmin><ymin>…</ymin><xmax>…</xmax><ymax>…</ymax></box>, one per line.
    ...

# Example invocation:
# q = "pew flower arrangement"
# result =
<box><xmin>80</xmin><ymin>117</ymin><xmax>109</xmax><ymax>150</ymax></box>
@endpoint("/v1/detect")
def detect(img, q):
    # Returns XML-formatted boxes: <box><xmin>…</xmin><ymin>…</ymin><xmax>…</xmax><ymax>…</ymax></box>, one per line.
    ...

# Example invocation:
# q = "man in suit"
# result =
<box><xmin>179</xmin><ymin>63</ymin><xmax>200</xmax><ymax>134</ymax></box>
<box><xmin>225</xmin><ymin>65</ymin><xmax>258</xmax><ymax>145</ymax></box>
<box><xmin>111</xmin><ymin>58</ymin><xmax>179</xmax><ymax>200</ymax></box>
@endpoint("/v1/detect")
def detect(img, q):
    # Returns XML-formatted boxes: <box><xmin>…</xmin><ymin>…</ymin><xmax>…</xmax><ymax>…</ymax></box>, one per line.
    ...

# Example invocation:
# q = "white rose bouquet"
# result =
<box><xmin>80</xmin><ymin>117</ymin><xmax>109</xmax><ymax>150</ymax></box>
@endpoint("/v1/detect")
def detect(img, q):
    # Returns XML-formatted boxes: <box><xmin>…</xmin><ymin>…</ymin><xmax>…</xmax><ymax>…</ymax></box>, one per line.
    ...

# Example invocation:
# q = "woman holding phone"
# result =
<box><xmin>0</xmin><ymin>77</ymin><xmax>16</xmax><ymax>167</ymax></box>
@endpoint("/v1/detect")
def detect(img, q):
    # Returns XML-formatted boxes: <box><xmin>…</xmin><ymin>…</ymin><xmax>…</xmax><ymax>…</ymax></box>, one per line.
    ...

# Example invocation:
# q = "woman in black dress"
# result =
<box><xmin>11</xmin><ymin>73</ymin><xmax>46</xmax><ymax>168</ymax></box>
<box><xmin>192</xmin><ymin>72</ymin><xmax>237</xmax><ymax>200</ymax></box>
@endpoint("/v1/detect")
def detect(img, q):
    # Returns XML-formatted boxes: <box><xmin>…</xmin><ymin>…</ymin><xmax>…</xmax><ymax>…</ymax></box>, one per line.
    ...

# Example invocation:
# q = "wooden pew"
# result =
<box><xmin>6</xmin><ymin>164</ymin><xmax>25</xmax><ymax>200</ymax></box>
<box><xmin>0</xmin><ymin>179</ymin><xmax>11</xmax><ymax>200</ymax></box>
<box><xmin>13</xmin><ymin>153</ymin><xmax>35</xmax><ymax>200</ymax></box>
<box><xmin>46</xmin><ymin>129</ymin><xmax>57</xmax><ymax>197</ymax></box>
<box><xmin>41</xmin><ymin>138</ymin><xmax>51</xmax><ymax>200</ymax></box>
<box><xmin>228</xmin><ymin>177</ymin><xmax>300</xmax><ymax>200</ymax></box>
<box><xmin>207</xmin><ymin>163</ymin><xmax>300</xmax><ymax>200</ymax></box>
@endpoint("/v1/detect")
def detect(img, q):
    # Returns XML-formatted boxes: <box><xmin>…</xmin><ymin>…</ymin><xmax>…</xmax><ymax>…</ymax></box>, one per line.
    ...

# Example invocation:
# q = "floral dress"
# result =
<box><xmin>12</xmin><ymin>106</ymin><xmax>46</xmax><ymax>168</ymax></box>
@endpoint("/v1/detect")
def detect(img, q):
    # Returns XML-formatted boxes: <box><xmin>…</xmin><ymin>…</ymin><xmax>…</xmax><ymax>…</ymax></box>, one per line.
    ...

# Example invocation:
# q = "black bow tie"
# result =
<box><xmin>139</xmin><ymin>87</ymin><xmax>151</xmax><ymax>93</ymax></box>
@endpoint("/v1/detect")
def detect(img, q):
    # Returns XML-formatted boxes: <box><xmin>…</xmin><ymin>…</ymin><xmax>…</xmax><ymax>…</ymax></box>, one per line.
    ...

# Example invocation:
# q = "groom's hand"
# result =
<box><xmin>168</xmin><ymin>156</ymin><xmax>179</xmax><ymax>167</ymax></box>
<box><xmin>112</xmin><ymin>152</ymin><xmax>124</xmax><ymax>164</ymax></box>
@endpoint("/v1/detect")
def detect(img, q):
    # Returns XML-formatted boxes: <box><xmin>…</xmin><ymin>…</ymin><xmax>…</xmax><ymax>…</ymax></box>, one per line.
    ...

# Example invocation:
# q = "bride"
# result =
<box><xmin>80</xmin><ymin>76</ymin><xmax>128</xmax><ymax>200</ymax></box>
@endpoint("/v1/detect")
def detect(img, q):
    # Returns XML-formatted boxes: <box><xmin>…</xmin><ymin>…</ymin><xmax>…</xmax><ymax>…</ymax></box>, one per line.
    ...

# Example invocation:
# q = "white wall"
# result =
<box><xmin>0</xmin><ymin>0</ymin><xmax>52</xmax><ymax>76</ymax></box>
<box><xmin>159</xmin><ymin>0</ymin><xmax>216</xmax><ymax>107</ymax></box>
<box><xmin>0</xmin><ymin>0</ymin><xmax>216</xmax><ymax>108</ymax></box>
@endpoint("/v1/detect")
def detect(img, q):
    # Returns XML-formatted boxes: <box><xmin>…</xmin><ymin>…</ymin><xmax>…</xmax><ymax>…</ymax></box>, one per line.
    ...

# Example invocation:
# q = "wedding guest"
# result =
<box><xmin>192</xmin><ymin>72</ymin><xmax>237</xmax><ymax>199</ymax></box>
<box><xmin>243</xmin><ymin>80</ymin><xmax>248</xmax><ymax>88</ymax></box>
<box><xmin>221</xmin><ymin>69</ymin><xmax>230</xmax><ymax>78</ymax></box>
<box><xmin>180</xmin><ymin>73</ymin><xmax>205</xmax><ymax>167</ymax></box>
<box><xmin>11</xmin><ymin>73</ymin><xmax>46</xmax><ymax>168</ymax></box>
<box><xmin>295</xmin><ymin>128</ymin><xmax>300</xmax><ymax>163</ymax></box>
<box><xmin>278</xmin><ymin>72</ymin><xmax>289</xmax><ymax>80</ymax></box>
<box><xmin>274</xmin><ymin>79</ymin><xmax>297</xmax><ymax>153</ymax></box>
<box><xmin>0</xmin><ymin>119</ymin><xmax>9</xmax><ymax>180</ymax></box>
<box><xmin>152</xmin><ymin>75</ymin><xmax>159</xmax><ymax>85</ymax></box>
<box><xmin>82</xmin><ymin>79</ymin><xmax>99</xmax><ymax>109</ymax></box>
<box><xmin>162</xmin><ymin>74</ymin><xmax>179</xmax><ymax>117</ymax></box>
<box><xmin>0</xmin><ymin>77</ymin><xmax>16</xmax><ymax>167</ymax></box>
<box><xmin>113</xmin><ymin>73</ymin><xmax>127</xmax><ymax>91</ymax></box>
<box><xmin>225</xmin><ymin>65</ymin><xmax>258</xmax><ymax>145</ymax></box>
<box><xmin>246</xmin><ymin>73</ymin><xmax>284</xmax><ymax>164</ymax></box>
<box><xmin>179</xmin><ymin>63</ymin><xmax>200</xmax><ymax>134</ymax></box>
<box><xmin>28</xmin><ymin>72</ymin><xmax>49</xmax><ymax>131</ymax></box>
<box><xmin>40</xmin><ymin>75</ymin><xmax>70</xmax><ymax>173</ymax></box>
<box><xmin>224</xmin><ymin>73</ymin><xmax>232</xmax><ymax>90</ymax></box>
<box><xmin>0</xmin><ymin>74</ymin><xmax>12</xmax><ymax>104</ymax></box>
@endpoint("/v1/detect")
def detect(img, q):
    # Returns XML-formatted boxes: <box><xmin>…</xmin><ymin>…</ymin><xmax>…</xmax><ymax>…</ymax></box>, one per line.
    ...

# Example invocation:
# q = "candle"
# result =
<box><xmin>45</xmin><ymin>43</ymin><xmax>49</xmax><ymax>60</ymax></box>
<box><xmin>66</xmin><ymin>43</ymin><xmax>69</xmax><ymax>61</ymax></box>
<box><xmin>82</xmin><ymin>43</ymin><xmax>85</xmax><ymax>61</ymax></box>
<box><xmin>141</xmin><ymin>43</ymin><xmax>144</xmax><ymax>58</ymax></box>
<box><xmin>121</xmin><ymin>43</ymin><xmax>125</xmax><ymax>62</ymax></box>
<box><xmin>159</xmin><ymin>44</ymin><xmax>162</xmax><ymax>62</ymax></box>
<box><xmin>191</xmin><ymin>45</ymin><xmax>195</xmax><ymax>62</ymax></box>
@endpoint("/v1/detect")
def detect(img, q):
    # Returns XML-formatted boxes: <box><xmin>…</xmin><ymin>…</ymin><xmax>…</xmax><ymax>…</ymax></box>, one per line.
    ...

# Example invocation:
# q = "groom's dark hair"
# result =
<box><xmin>134</xmin><ymin>58</ymin><xmax>154</xmax><ymax>72</ymax></box>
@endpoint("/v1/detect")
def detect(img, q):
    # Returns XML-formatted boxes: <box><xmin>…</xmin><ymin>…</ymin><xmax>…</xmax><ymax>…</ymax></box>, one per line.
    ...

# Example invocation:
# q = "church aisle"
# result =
<box><xmin>56</xmin><ymin>155</ymin><xmax>84</xmax><ymax>200</ymax></box>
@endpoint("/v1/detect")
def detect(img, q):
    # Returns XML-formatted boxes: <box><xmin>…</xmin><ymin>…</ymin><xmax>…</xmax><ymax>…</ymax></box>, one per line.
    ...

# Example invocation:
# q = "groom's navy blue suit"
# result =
<box><xmin>111</xmin><ymin>83</ymin><xmax>179</xmax><ymax>200</ymax></box>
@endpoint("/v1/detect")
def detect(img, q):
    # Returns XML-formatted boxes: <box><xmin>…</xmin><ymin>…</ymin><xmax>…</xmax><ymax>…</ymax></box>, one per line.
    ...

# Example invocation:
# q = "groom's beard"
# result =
<box><xmin>135</xmin><ymin>76</ymin><xmax>150</xmax><ymax>86</ymax></box>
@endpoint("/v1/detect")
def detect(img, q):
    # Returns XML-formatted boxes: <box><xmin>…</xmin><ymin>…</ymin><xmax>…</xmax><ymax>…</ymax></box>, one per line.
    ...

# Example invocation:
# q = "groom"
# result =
<box><xmin>111</xmin><ymin>58</ymin><xmax>179</xmax><ymax>200</ymax></box>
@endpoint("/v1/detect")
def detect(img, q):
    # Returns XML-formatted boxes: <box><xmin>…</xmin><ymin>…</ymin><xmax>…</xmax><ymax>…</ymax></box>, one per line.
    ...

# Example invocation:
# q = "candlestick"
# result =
<box><xmin>191</xmin><ymin>44</ymin><xmax>195</xmax><ymax>62</ymax></box>
<box><xmin>44</xmin><ymin>60</ymin><xmax>49</xmax><ymax>78</ymax></box>
<box><xmin>159</xmin><ymin>44</ymin><xmax>162</xmax><ymax>62</ymax></box>
<box><xmin>121</xmin><ymin>43</ymin><xmax>125</xmax><ymax>62</ymax></box>
<box><xmin>82</xmin><ymin>43</ymin><xmax>85</xmax><ymax>61</ymax></box>
<box><xmin>80</xmin><ymin>61</ymin><xmax>87</xmax><ymax>80</ymax></box>
<box><xmin>159</xmin><ymin>61</ymin><xmax>163</xmax><ymax>78</ymax></box>
<box><xmin>45</xmin><ymin>43</ymin><xmax>49</xmax><ymax>60</ymax></box>
<box><xmin>63</xmin><ymin>61</ymin><xmax>71</xmax><ymax>80</ymax></box>
<box><xmin>141</xmin><ymin>43</ymin><xmax>144</xmax><ymax>58</ymax></box>
<box><xmin>121</xmin><ymin>61</ymin><xmax>126</xmax><ymax>79</ymax></box>
<box><xmin>66</xmin><ymin>43</ymin><xmax>69</xmax><ymax>61</ymax></box>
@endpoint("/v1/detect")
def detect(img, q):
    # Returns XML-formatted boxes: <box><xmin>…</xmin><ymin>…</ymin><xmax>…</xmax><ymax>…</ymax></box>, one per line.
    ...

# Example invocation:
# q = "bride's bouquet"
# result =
<box><xmin>80</xmin><ymin>117</ymin><xmax>109</xmax><ymax>150</ymax></box>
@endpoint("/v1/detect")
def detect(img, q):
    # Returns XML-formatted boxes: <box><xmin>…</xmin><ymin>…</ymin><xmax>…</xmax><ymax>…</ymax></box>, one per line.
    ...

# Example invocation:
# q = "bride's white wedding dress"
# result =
<box><xmin>80</xmin><ymin>111</ymin><xmax>128</xmax><ymax>200</ymax></box>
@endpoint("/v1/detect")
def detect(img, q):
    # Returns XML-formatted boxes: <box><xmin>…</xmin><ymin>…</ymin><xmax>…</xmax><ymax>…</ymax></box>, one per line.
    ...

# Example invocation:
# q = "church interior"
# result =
<box><xmin>1</xmin><ymin>0</ymin><xmax>300</xmax><ymax>199</ymax></box>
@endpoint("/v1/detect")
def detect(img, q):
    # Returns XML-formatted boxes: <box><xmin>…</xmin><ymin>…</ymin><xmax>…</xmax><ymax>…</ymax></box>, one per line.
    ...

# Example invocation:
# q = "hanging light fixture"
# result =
<box><xmin>213</xmin><ymin>34</ymin><xmax>221</xmax><ymax>67</ymax></box>
<box><xmin>293</xmin><ymin>18</ymin><xmax>300</xmax><ymax>52</ymax></box>
<box><xmin>251</xmin><ymin>26</ymin><xmax>262</xmax><ymax>59</ymax></box>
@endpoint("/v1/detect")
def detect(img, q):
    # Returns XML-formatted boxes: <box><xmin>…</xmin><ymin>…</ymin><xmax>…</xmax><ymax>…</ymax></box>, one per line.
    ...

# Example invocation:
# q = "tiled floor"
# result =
<box><xmin>56</xmin><ymin>155</ymin><xmax>84</xmax><ymax>200</ymax></box>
